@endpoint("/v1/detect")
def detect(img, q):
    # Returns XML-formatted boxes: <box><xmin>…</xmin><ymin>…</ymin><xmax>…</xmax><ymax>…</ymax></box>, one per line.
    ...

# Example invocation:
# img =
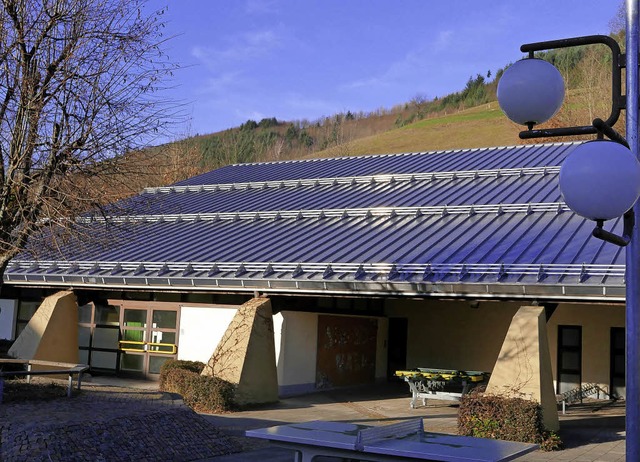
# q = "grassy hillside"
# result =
<box><xmin>308</xmin><ymin>102</ymin><xmax>522</xmax><ymax>158</ymax></box>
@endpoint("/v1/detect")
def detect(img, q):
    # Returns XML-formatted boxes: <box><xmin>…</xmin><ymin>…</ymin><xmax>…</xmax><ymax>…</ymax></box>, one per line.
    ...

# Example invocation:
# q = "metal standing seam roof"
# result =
<box><xmin>3</xmin><ymin>142</ymin><xmax>628</xmax><ymax>301</ymax></box>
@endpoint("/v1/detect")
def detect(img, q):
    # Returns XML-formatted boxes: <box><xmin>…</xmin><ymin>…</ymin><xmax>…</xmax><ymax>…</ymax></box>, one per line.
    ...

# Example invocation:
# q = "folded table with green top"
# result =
<box><xmin>395</xmin><ymin>368</ymin><xmax>490</xmax><ymax>409</ymax></box>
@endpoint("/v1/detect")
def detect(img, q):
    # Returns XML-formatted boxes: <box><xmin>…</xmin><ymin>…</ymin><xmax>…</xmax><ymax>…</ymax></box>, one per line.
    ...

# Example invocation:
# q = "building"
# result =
<box><xmin>0</xmin><ymin>142</ymin><xmax>626</xmax><ymax>402</ymax></box>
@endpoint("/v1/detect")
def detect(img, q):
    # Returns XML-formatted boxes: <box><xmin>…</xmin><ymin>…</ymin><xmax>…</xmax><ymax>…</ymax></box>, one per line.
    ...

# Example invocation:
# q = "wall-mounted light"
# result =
<box><xmin>497</xmin><ymin>35</ymin><xmax>638</xmax><ymax>247</ymax></box>
<box><xmin>497</xmin><ymin>58</ymin><xmax>565</xmax><ymax>130</ymax></box>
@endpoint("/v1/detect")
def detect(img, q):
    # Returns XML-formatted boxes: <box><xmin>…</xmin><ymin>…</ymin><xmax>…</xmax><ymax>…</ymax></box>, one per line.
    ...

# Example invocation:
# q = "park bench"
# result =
<box><xmin>246</xmin><ymin>418</ymin><xmax>538</xmax><ymax>462</ymax></box>
<box><xmin>0</xmin><ymin>358</ymin><xmax>89</xmax><ymax>403</ymax></box>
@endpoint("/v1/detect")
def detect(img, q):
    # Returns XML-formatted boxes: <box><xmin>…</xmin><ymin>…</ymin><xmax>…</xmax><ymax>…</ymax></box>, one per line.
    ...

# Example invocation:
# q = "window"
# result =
<box><xmin>557</xmin><ymin>325</ymin><xmax>582</xmax><ymax>394</ymax></box>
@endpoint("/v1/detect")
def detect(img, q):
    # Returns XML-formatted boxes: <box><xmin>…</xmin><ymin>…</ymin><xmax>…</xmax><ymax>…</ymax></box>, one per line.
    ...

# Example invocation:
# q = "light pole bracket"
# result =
<box><xmin>516</xmin><ymin>35</ymin><xmax>625</xmax><ymax>140</ymax></box>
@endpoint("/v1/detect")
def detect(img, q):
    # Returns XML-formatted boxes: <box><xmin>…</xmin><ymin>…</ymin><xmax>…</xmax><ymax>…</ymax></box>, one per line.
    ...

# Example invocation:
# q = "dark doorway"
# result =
<box><xmin>611</xmin><ymin>327</ymin><xmax>625</xmax><ymax>399</ymax></box>
<box><xmin>387</xmin><ymin>318</ymin><xmax>408</xmax><ymax>380</ymax></box>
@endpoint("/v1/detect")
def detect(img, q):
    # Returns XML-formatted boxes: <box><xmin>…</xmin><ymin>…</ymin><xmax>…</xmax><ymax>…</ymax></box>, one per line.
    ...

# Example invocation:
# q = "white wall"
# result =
<box><xmin>178</xmin><ymin>306</ymin><xmax>237</xmax><ymax>363</ymax></box>
<box><xmin>0</xmin><ymin>299</ymin><xmax>17</xmax><ymax>340</ymax></box>
<box><xmin>273</xmin><ymin>312</ymin><xmax>284</xmax><ymax>369</ymax></box>
<box><xmin>277</xmin><ymin>311</ymin><xmax>318</xmax><ymax>389</ymax></box>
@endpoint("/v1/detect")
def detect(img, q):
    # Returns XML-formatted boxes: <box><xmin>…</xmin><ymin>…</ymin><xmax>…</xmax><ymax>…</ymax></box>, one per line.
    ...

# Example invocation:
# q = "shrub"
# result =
<box><xmin>159</xmin><ymin>359</ymin><xmax>205</xmax><ymax>390</ymax></box>
<box><xmin>183</xmin><ymin>374</ymin><xmax>236</xmax><ymax>413</ymax></box>
<box><xmin>159</xmin><ymin>359</ymin><xmax>235</xmax><ymax>413</ymax></box>
<box><xmin>458</xmin><ymin>393</ymin><xmax>562</xmax><ymax>451</ymax></box>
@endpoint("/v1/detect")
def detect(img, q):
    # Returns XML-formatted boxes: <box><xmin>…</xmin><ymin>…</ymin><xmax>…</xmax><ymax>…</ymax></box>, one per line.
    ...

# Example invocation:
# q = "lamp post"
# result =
<box><xmin>497</xmin><ymin>1</ymin><xmax>640</xmax><ymax>459</ymax></box>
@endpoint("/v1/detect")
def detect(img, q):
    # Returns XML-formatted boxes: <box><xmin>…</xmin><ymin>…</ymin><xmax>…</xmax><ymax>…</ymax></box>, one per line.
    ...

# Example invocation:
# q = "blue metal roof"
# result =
<box><xmin>174</xmin><ymin>144</ymin><xmax>569</xmax><ymax>185</ymax></box>
<box><xmin>4</xmin><ymin>142</ymin><xmax>627</xmax><ymax>301</ymax></box>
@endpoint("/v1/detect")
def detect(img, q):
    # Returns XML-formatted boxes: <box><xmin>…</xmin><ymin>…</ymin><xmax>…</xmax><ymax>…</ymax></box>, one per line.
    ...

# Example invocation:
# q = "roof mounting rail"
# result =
<box><xmin>422</xmin><ymin>264</ymin><xmax>433</xmax><ymax>281</ymax></box>
<box><xmin>354</xmin><ymin>265</ymin><xmax>366</xmax><ymax>280</ymax></box>
<box><xmin>458</xmin><ymin>264</ymin><xmax>468</xmax><ymax>281</ymax></box>
<box><xmin>292</xmin><ymin>264</ymin><xmax>304</xmax><ymax>278</ymax></box>
<box><xmin>497</xmin><ymin>263</ymin><xmax>507</xmax><ymax>280</ymax></box>
<box><xmin>235</xmin><ymin>263</ymin><xmax>246</xmax><ymax>277</ymax></box>
<box><xmin>263</xmin><ymin>263</ymin><xmax>275</xmax><ymax>278</ymax></box>
<box><xmin>208</xmin><ymin>263</ymin><xmax>220</xmax><ymax>276</ymax></box>
<box><xmin>322</xmin><ymin>264</ymin><xmax>334</xmax><ymax>279</ymax></box>
<box><xmin>158</xmin><ymin>262</ymin><xmax>170</xmax><ymax>276</ymax></box>
<box><xmin>579</xmin><ymin>264</ymin><xmax>588</xmax><ymax>283</ymax></box>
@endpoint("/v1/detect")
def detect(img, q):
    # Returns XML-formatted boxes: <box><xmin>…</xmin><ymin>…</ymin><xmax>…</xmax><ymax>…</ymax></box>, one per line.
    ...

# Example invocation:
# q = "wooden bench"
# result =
<box><xmin>0</xmin><ymin>359</ymin><xmax>89</xmax><ymax>403</ymax></box>
<box><xmin>246</xmin><ymin>418</ymin><xmax>538</xmax><ymax>462</ymax></box>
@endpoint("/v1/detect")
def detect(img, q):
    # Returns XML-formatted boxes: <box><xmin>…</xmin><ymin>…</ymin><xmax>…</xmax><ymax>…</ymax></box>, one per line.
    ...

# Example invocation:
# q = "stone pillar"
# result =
<box><xmin>486</xmin><ymin>305</ymin><xmax>559</xmax><ymax>431</ymax></box>
<box><xmin>8</xmin><ymin>291</ymin><xmax>79</xmax><ymax>367</ymax></box>
<box><xmin>202</xmin><ymin>297</ymin><xmax>278</xmax><ymax>405</ymax></box>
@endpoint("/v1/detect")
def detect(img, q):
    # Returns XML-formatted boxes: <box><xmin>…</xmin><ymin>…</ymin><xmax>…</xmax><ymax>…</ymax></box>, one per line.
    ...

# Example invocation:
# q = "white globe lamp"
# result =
<box><xmin>497</xmin><ymin>58</ymin><xmax>565</xmax><ymax>127</ymax></box>
<box><xmin>559</xmin><ymin>141</ymin><xmax>640</xmax><ymax>221</ymax></box>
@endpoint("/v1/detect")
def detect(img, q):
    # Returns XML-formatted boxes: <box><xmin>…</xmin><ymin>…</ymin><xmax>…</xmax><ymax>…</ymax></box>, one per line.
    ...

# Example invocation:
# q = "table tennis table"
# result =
<box><xmin>246</xmin><ymin>418</ymin><xmax>538</xmax><ymax>462</ymax></box>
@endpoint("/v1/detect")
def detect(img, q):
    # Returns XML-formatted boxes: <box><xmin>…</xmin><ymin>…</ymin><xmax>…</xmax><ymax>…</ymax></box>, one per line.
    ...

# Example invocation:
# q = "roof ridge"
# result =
<box><xmin>78</xmin><ymin>202</ymin><xmax>571</xmax><ymax>224</ymax></box>
<box><xmin>146</xmin><ymin>165</ymin><xmax>562</xmax><ymax>195</ymax></box>
<box><xmin>223</xmin><ymin>141</ymin><xmax>583</xmax><ymax>168</ymax></box>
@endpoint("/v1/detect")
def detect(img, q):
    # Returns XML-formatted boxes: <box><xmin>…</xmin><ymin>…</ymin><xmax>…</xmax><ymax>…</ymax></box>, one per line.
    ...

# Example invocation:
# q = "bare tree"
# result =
<box><xmin>0</xmin><ymin>0</ymin><xmax>178</xmax><ymax>271</ymax></box>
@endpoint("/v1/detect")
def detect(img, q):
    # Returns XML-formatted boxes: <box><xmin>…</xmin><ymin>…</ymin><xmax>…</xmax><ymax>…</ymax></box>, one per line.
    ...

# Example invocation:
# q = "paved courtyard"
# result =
<box><xmin>0</xmin><ymin>376</ymin><xmax>626</xmax><ymax>461</ymax></box>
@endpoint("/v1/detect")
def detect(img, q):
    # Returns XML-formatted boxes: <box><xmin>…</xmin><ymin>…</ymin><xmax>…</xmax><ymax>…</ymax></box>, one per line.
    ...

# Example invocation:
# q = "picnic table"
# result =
<box><xmin>395</xmin><ymin>368</ymin><xmax>490</xmax><ymax>409</ymax></box>
<box><xmin>0</xmin><ymin>358</ymin><xmax>89</xmax><ymax>403</ymax></box>
<box><xmin>246</xmin><ymin>418</ymin><xmax>538</xmax><ymax>462</ymax></box>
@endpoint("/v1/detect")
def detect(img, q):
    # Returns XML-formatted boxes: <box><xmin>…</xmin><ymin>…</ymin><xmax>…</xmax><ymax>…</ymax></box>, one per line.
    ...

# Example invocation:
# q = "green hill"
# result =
<box><xmin>307</xmin><ymin>102</ymin><xmax>521</xmax><ymax>158</ymax></box>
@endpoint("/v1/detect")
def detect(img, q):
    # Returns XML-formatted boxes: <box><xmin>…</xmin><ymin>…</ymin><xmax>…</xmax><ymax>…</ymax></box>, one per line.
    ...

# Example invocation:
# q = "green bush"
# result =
<box><xmin>159</xmin><ymin>359</ymin><xmax>235</xmax><ymax>413</ymax></box>
<box><xmin>458</xmin><ymin>393</ymin><xmax>562</xmax><ymax>451</ymax></box>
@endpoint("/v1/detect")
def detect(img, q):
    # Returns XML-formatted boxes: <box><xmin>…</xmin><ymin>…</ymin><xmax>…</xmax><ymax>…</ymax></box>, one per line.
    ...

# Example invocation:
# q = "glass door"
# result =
<box><xmin>119</xmin><ymin>306</ymin><xmax>179</xmax><ymax>378</ymax></box>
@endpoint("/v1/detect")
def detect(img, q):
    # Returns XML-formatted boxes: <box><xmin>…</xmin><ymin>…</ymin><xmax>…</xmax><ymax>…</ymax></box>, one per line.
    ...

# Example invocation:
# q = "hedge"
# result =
<box><xmin>159</xmin><ymin>359</ymin><xmax>235</xmax><ymax>413</ymax></box>
<box><xmin>458</xmin><ymin>392</ymin><xmax>562</xmax><ymax>451</ymax></box>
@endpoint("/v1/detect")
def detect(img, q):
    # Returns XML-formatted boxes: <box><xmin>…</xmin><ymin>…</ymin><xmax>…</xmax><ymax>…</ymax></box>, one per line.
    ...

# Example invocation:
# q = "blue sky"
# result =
<box><xmin>146</xmin><ymin>0</ymin><xmax>620</xmax><ymax>138</ymax></box>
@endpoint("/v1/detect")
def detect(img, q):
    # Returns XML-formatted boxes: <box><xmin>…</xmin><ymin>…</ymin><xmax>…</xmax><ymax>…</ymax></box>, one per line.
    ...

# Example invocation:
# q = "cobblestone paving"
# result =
<box><xmin>0</xmin><ymin>380</ymin><xmax>242</xmax><ymax>462</ymax></box>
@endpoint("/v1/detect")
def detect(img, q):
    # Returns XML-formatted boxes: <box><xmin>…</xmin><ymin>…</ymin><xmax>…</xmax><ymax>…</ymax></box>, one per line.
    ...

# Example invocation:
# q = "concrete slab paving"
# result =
<box><xmin>197</xmin><ymin>381</ymin><xmax>626</xmax><ymax>462</ymax></box>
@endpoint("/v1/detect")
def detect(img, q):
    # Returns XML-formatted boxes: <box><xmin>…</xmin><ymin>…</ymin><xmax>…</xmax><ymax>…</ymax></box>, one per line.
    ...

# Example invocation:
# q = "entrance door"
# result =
<box><xmin>119</xmin><ymin>306</ymin><xmax>179</xmax><ymax>378</ymax></box>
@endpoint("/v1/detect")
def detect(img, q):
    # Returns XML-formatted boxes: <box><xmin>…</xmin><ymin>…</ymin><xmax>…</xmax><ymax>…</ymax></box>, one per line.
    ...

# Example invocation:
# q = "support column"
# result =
<box><xmin>202</xmin><ymin>297</ymin><xmax>278</xmax><ymax>405</ymax></box>
<box><xmin>485</xmin><ymin>305</ymin><xmax>559</xmax><ymax>431</ymax></box>
<box><xmin>8</xmin><ymin>291</ymin><xmax>79</xmax><ymax>367</ymax></box>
